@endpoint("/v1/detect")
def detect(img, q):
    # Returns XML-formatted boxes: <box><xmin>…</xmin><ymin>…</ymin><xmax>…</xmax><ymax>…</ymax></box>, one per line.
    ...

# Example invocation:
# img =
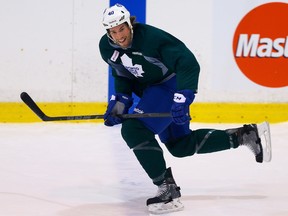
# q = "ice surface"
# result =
<box><xmin>0</xmin><ymin>122</ymin><xmax>287</xmax><ymax>216</ymax></box>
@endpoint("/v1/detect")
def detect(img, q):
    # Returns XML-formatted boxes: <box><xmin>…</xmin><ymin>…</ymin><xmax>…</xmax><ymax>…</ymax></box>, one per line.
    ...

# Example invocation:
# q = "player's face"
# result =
<box><xmin>109</xmin><ymin>23</ymin><xmax>132</xmax><ymax>48</ymax></box>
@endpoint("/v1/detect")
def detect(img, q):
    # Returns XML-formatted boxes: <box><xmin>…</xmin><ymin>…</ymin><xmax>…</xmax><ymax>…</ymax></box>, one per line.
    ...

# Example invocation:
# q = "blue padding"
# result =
<box><xmin>134</xmin><ymin>77</ymin><xmax>176</xmax><ymax>134</ymax></box>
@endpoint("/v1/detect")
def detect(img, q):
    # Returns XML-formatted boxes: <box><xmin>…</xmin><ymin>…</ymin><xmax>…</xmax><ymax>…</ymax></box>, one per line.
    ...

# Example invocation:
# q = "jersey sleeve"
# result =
<box><xmin>157</xmin><ymin>33</ymin><xmax>200</xmax><ymax>92</ymax></box>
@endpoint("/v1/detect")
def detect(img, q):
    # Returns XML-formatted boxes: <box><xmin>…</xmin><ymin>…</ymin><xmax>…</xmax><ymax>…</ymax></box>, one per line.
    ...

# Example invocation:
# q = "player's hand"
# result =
<box><xmin>104</xmin><ymin>93</ymin><xmax>133</xmax><ymax>127</ymax></box>
<box><xmin>171</xmin><ymin>90</ymin><xmax>195</xmax><ymax>125</ymax></box>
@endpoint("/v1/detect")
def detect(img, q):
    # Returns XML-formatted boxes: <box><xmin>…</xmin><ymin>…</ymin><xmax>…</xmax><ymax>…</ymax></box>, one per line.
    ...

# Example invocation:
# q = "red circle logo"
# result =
<box><xmin>233</xmin><ymin>2</ymin><xmax>288</xmax><ymax>88</ymax></box>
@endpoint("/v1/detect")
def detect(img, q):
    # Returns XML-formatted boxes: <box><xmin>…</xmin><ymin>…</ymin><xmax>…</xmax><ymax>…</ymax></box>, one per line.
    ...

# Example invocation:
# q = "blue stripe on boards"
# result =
<box><xmin>108</xmin><ymin>0</ymin><xmax>146</xmax><ymax>105</ymax></box>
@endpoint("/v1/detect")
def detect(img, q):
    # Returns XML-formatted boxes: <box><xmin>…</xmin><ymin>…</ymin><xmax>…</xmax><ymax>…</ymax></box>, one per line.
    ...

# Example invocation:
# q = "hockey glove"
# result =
<box><xmin>171</xmin><ymin>90</ymin><xmax>195</xmax><ymax>125</ymax></box>
<box><xmin>104</xmin><ymin>93</ymin><xmax>133</xmax><ymax>127</ymax></box>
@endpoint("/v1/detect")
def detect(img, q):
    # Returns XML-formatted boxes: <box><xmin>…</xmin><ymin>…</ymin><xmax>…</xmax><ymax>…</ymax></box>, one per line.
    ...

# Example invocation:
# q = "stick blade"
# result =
<box><xmin>20</xmin><ymin>92</ymin><xmax>48</xmax><ymax>121</ymax></box>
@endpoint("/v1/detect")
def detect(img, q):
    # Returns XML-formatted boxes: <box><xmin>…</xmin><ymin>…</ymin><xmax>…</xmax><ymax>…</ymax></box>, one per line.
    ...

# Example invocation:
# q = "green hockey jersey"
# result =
<box><xmin>99</xmin><ymin>23</ymin><xmax>200</xmax><ymax>97</ymax></box>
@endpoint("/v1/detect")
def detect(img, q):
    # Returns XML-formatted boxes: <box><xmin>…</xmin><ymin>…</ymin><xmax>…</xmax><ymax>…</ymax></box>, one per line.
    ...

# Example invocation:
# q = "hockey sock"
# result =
<box><xmin>121</xmin><ymin>119</ymin><xmax>167</xmax><ymax>185</ymax></box>
<box><xmin>165</xmin><ymin>129</ymin><xmax>238</xmax><ymax>156</ymax></box>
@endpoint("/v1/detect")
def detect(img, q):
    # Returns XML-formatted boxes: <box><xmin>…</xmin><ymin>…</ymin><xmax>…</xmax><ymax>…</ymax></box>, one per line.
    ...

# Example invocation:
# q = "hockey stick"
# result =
<box><xmin>20</xmin><ymin>92</ymin><xmax>171</xmax><ymax>121</ymax></box>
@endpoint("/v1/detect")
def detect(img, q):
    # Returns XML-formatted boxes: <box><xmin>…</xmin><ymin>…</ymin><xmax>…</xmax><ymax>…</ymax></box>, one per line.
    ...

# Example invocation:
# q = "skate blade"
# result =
<box><xmin>257</xmin><ymin>121</ymin><xmax>272</xmax><ymax>162</ymax></box>
<box><xmin>147</xmin><ymin>198</ymin><xmax>184</xmax><ymax>215</ymax></box>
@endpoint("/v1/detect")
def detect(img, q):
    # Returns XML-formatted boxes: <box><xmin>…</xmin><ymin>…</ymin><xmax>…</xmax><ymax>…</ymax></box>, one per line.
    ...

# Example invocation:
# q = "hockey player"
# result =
<box><xmin>99</xmin><ymin>4</ymin><xmax>271</xmax><ymax>214</ymax></box>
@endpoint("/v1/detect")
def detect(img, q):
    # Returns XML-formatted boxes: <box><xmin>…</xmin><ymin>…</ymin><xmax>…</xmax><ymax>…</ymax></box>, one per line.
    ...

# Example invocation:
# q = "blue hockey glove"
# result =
<box><xmin>171</xmin><ymin>90</ymin><xmax>195</xmax><ymax>125</ymax></box>
<box><xmin>104</xmin><ymin>93</ymin><xmax>133</xmax><ymax>127</ymax></box>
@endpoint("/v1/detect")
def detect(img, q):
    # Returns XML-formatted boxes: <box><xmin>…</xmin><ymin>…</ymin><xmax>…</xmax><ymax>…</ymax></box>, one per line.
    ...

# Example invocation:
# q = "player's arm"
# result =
<box><xmin>159</xmin><ymin>39</ymin><xmax>200</xmax><ymax>92</ymax></box>
<box><xmin>158</xmin><ymin>34</ymin><xmax>200</xmax><ymax>124</ymax></box>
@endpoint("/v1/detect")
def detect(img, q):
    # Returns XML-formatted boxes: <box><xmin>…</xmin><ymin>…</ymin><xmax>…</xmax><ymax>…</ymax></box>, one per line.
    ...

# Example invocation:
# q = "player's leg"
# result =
<box><xmin>121</xmin><ymin>77</ymin><xmax>184</xmax><ymax>214</ymax></box>
<box><xmin>160</xmin><ymin>122</ymin><xmax>267</xmax><ymax>162</ymax></box>
<box><xmin>121</xmin><ymin>119</ymin><xmax>183</xmax><ymax>214</ymax></box>
<box><xmin>159</xmin><ymin>122</ymin><xmax>236</xmax><ymax>157</ymax></box>
<box><xmin>121</xmin><ymin>79</ymin><xmax>176</xmax><ymax>184</ymax></box>
<box><xmin>121</xmin><ymin>77</ymin><xmax>175</xmax><ymax>184</ymax></box>
<box><xmin>121</xmin><ymin>119</ymin><xmax>167</xmax><ymax>185</ymax></box>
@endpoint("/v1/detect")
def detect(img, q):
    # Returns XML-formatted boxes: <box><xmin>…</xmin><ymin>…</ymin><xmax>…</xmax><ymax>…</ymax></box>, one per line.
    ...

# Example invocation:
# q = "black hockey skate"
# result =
<box><xmin>147</xmin><ymin>167</ymin><xmax>184</xmax><ymax>214</ymax></box>
<box><xmin>227</xmin><ymin>121</ymin><xmax>272</xmax><ymax>163</ymax></box>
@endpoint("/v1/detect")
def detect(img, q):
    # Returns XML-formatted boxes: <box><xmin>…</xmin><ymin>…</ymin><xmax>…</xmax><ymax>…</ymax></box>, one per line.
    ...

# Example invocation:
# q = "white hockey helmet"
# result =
<box><xmin>102</xmin><ymin>4</ymin><xmax>132</xmax><ymax>30</ymax></box>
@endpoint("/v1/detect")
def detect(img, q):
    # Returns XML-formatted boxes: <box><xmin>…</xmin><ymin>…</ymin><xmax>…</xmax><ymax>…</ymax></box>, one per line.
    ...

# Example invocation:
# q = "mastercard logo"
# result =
<box><xmin>233</xmin><ymin>2</ymin><xmax>288</xmax><ymax>88</ymax></box>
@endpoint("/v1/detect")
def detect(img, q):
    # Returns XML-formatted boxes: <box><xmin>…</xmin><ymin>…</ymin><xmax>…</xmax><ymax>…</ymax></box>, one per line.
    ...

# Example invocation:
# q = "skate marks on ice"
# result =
<box><xmin>183</xmin><ymin>194</ymin><xmax>266</xmax><ymax>201</ymax></box>
<box><xmin>0</xmin><ymin>192</ymin><xmax>72</xmax><ymax>207</ymax></box>
<box><xmin>0</xmin><ymin>191</ymin><xmax>268</xmax><ymax>216</ymax></box>
<box><xmin>0</xmin><ymin>192</ymin><xmax>146</xmax><ymax>216</ymax></box>
<box><xmin>58</xmin><ymin>195</ymin><xmax>266</xmax><ymax>216</ymax></box>
<box><xmin>58</xmin><ymin>197</ymin><xmax>147</xmax><ymax>216</ymax></box>
<box><xmin>0</xmin><ymin>192</ymin><xmax>72</xmax><ymax>216</ymax></box>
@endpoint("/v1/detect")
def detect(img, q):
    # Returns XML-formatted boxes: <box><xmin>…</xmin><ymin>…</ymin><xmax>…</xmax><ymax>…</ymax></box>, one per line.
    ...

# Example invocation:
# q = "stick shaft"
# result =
<box><xmin>20</xmin><ymin>92</ymin><xmax>171</xmax><ymax>121</ymax></box>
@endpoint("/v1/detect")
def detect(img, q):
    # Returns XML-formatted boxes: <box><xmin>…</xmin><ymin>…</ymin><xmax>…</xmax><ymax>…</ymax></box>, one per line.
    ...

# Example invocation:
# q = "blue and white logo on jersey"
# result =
<box><xmin>120</xmin><ymin>54</ymin><xmax>145</xmax><ymax>78</ymax></box>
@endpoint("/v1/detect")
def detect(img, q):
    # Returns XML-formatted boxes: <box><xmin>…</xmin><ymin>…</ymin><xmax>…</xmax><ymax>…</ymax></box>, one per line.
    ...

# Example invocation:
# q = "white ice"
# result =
<box><xmin>0</xmin><ymin>122</ymin><xmax>287</xmax><ymax>216</ymax></box>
